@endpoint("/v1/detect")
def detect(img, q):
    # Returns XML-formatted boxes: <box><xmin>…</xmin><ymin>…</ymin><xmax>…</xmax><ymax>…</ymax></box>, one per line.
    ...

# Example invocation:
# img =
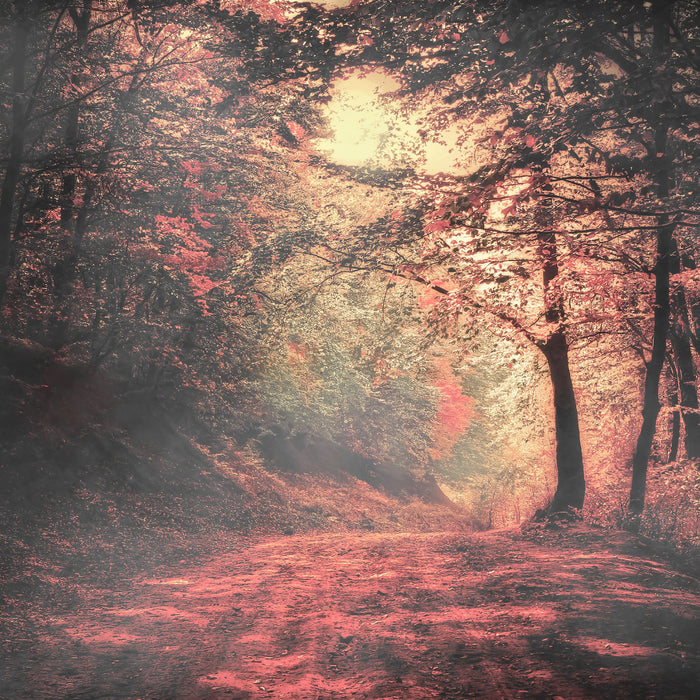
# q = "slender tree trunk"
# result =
<box><xmin>685</xmin><ymin>297</ymin><xmax>700</xmax><ymax>358</ymax></box>
<box><xmin>664</xmin><ymin>225</ymin><xmax>700</xmax><ymax>353</ymax></box>
<box><xmin>60</xmin><ymin>105</ymin><xmax>80</xmax><ymax>226</ymax></box>
<box><xmin>629</xmin><ymin>219</ymin><xmax>674</xmax><ymax>518</ymax></box>
<box><xmin>628</xmin><ymin>0</ymin><xmax>675</xmax><ymax>523</ymax></box>
<box><xmin>670</xmin><ymin>330</ymin><xmax>700</xmax><ymax>457</ymax></box>
<box><xmin>0</xmin><ymin>19</ymin><xmax>29</xmax><ymax>306</ymax></box>
<box><xmin>60</xmin><ymin>2</ymin><xmax>92</xmax><ymax>225</ymax></box>
<box><xmin>669</xmin><ymin>241</ymin><xmax>700</xmax><ymax>458</ymax></box>
<box><xmin>629</xmin><ymin>236</ymin><xmax>672</xmax><ymax>518</ymax></box>
<box><xmin>51</xmin><ymin>57</ymin><xmax>142</xmax><ymax>350</ymax></box>
<box><xmin>667</xmin><ymin>362</ymin><xmax>681</xmax><ymax>462</ymax></box>
<box><xmin>669</xmin><ymin>409</ymin><xmax>681</xmax><ymax>463</ymax></box>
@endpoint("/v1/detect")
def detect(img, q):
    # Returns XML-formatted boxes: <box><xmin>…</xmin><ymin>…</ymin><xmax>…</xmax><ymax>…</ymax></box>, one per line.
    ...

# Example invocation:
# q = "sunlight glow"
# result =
<box><xmin>317</xmin><ymin>71</ymin><xmax>473</xmax><ymax>174</ymax></box>
<box><xmin>323</xmin><ymin>98</ymin><xmax>389</xmax><ymax>166</ymax></box>
<box><xmin>316</xmin><ymin>72</ymin><xmax>401</xmax><ymax>167</ymax></box>
<box><xmin>423</xmin><ymin>123</ymin><xmax>471</xmax><ymax>176</ymax></box>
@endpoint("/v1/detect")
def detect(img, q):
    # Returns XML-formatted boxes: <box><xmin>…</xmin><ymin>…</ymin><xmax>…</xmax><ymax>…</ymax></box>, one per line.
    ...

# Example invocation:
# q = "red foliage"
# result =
<box><xmin>418</xmin><ymin>283</ymin><xmax>448</xmax><ymax>308</ymax></box>
<box><xmin>423</xmin><ymin>219</ymin><xmax>451</xmax><ymax>234</ymax></box>
<box><xmin>429</xmin><ymin>359</ymin><xmax>474</xmax><ymax>460</ymax></box>
<box><xmin>288</xmin><ymin>341</ymin><xmax>308</xmax><ymax>360</ymax></box>
<box><xmin>286</xmin><ymin>121</ymin><xmax>305</xmax><ymax>140</ymax></box>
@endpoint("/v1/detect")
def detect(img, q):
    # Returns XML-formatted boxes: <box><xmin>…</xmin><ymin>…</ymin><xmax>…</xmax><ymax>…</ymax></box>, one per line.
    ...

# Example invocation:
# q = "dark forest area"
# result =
<box><xmin>1</xmin><ymin>1</ymin><xmax>699</xmax><ymax>697</ymax></box>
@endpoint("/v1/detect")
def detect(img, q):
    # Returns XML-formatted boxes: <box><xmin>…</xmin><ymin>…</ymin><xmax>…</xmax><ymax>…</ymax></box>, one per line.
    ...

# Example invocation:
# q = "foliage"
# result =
<box><xmin>1</xmin><ymin>0</ymin><xmax>699</xmax><ymax>534</ymax></box>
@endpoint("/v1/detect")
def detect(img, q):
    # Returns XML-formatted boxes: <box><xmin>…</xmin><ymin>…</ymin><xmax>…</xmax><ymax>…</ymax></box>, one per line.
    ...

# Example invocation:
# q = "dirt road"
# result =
<box><xmin>2</xmin><ymin>527</ymin><xmax>699</xmax><ymax>699</ymax></box>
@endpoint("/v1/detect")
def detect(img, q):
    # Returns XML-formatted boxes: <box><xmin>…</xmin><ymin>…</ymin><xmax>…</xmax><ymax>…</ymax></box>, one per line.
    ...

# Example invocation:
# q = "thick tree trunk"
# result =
<box><xmin>0</xmin><ymin>19</ymin><xmax>29</xmax><ymax>306</ymax></box>
<box><xmin>540</xmin><ymin>331</ymin><xmax>586</xmax><ymax>512</ymax></box>
<box><xmin>533</xmin><ymin>158</ymin><xmax>586</xmax><ymax>514</ymax></box>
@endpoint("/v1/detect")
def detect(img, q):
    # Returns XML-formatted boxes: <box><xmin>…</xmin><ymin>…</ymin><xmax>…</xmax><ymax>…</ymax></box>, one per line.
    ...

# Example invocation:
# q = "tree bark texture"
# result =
<box><xmin>60</xmin><ymin>2</ymin><xmax>92</xmax><ymax>225</ymax></box>
<box><xmin>628</xmin><ymin>0</ymin><xmax>675</xmax><ymax>520</ymax></box>
<box><xmin>670</xmin><ymin>330</ymin><xmax>700</xmax><ymax>458</ymax></box>
<box><xmin>669</xmin><ymin>410</ymin><xmax>680</xmax><ymax>463</ymax></box>
<box><xmin>534</xmin><ymin>156</ymin><xmax>586</xmax><ymax>513</ymax></box>
<box><xmin>629</xmin><ymin>218</ymin><xmax>674</xmax><ymax>517</ymax></box>
<box><xmin>51</xmin><ymin>54</ymin><xmax>142</xmax><ymax>350</ymax></box>
<box><xmin>541</xmin><ymin>331</ymin><xmax>586</xmax><ymax>511</ymax></box>
<box><xmin>669</xmin><ymin>240</ymin><xmax>700</xmax><ymax>458</ymax></box>
<box><xmin>666</xmin><ymin>362</ymin><xmax>681</xmax><ymax>463</ymax></box>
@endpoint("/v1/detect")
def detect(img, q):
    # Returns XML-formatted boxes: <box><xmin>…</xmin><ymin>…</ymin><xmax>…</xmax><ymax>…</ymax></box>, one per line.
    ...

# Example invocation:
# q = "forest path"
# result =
<box><xmin>3</xmin><ymin>526</ymin><xmax>700</xmax><ymax>699</ymax></box>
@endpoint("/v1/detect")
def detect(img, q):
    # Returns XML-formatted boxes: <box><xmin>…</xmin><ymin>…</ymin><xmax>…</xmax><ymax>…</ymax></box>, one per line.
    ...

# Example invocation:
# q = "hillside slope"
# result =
<box><xmin>0</xmin><ymin>355</ymin><xmax>465</xmax><ymax>589</ymax></box>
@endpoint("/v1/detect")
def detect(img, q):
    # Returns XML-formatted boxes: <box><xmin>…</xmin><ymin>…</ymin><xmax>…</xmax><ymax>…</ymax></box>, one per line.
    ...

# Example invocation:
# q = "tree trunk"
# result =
<box><xmin>629</xmin><ymin>218</ymin><xmax>673</xmax><ymax>519</ymax></box>
<box><xmin>677</xmin><ymin>243</ymin><xmax>700</xmax><ymax>355</ymax></box>
<box><xmin>60</xmin><ymin>2</ymin><xmax>92</xmax><ymax>225</ymax></box>
<box><xmin>533</xmin><ymin>154</ymin><xmax>586</xmax><ymax>515</ymax></box>
<box><xmin>628</xmin><ymin>0</ymin><xmax>674</xmax><ymax>523</ymax></box>
<box><xmin>51</xmin><ymin>50</ymin><xmax>143</xmax><ymax>350</ymax></box>
<box><xmin>669</xmin><ymin>240</ymin><xmax>700</xmax><ymax>458</ymax></box>
<box><xmin>0</xmin><ymin>18</ymin><xmax>29</xmax><ymax>306</ymax></box>
<box><xmin>540</xmin><ymin>331</ymin><xmax>586</xmax><ymax>512</ymax></box>
<box><xmin>667</xmin><ymin>362</ymin><xmax>681</xmax><ymax>463</ymax></box>
<box><xmin>669</xmin><ymin>409</ymin><xmax>680</xmax><ymax>463</ymax></box>
<box><xmin>670</xmin><ymin>329</ymin><xmax>700</xmax><ymax>458</ymax></box>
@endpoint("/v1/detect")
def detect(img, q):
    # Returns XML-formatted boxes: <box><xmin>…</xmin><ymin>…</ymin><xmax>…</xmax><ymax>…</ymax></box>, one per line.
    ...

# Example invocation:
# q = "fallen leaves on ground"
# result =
<box><xmin>1</xmin><ymin>525</ymin><xmax>699</xmax><ymax>699</ymax></box>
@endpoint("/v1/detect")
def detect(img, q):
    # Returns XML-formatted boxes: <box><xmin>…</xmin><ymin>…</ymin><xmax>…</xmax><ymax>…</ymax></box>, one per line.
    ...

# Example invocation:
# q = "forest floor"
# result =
<box><xmin>1</xmin><ymin>523</ymin><xmax>699</xmax><ymax>700</ymax></box>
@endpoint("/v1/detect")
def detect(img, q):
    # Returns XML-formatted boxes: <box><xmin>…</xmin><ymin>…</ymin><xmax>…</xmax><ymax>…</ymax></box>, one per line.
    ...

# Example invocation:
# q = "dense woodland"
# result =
<box><xmin>1</xmin><ymin>0</ymin><xmax>699</xmax><ymax>546</ymax></box>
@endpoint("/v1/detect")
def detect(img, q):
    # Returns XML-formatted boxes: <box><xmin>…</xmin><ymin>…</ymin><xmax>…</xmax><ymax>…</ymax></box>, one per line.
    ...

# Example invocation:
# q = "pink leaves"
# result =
<box><xmin>419</xmin><ymin>286</ymin><xmax>445</xmax><ymax>309</ymax></box>
<box><xmin>154</xmin><ymin>215</ymin><xmax>211</xmax><ymax>249</ymax></box>
<box><xmin>286</xmin><ymin>121</ymin><xmax>305</xmax><ymax>141</ymax></box>
<box><xmin>424</xmin><ymin>219</ymin><xmax>451</xmax><ymax>234</ymax></box>
<box><xmin>188</xmin><ymin>273</ymin><xmax>219</xmax><ymax>297</ymax></box>
<box><xmin>428</xmin><ymin>358</ymin><xmax>474</xmax><ymax>460</ymax></box>
<box><xmin>180</xmin><ymin>160</ymin><xmax>206</xmax><ymax>177</ymax></box>
<box><xmin>47</xmin><ymin>208</ymin><xmax>61</xmax><ymax>223</ymax></box>
<box><xmin>501</xmin><ymin>202</ymin><xmax>517</xmax><ymax>218</ymax></box>
<box><xmin>434</xmin><ymin>379</ymin><xmax>474</xmax><ymax>436</ymax></box>
<box><xmin>200</xmin><ymin>186</ymin><xmax>226</xmax><ymax>203</ymax></box>
<box><xmin>192</xmin><ymin>205</ymin><xmax>215</xmax><ymax>230</ymax></box>
<box><xmin>149</xmin><ymin>214</ymin><xmax>222</xmax><ymax>312</ymax></box>
<box><xmin>424</xmin><ymin>207</ymin><xmax>451</xmax><ymax>234</ymax></box>
<box><xmin>288</xmin><ymin>341</ymin><xmax>307</xmax><ymax>360</ymax></box>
